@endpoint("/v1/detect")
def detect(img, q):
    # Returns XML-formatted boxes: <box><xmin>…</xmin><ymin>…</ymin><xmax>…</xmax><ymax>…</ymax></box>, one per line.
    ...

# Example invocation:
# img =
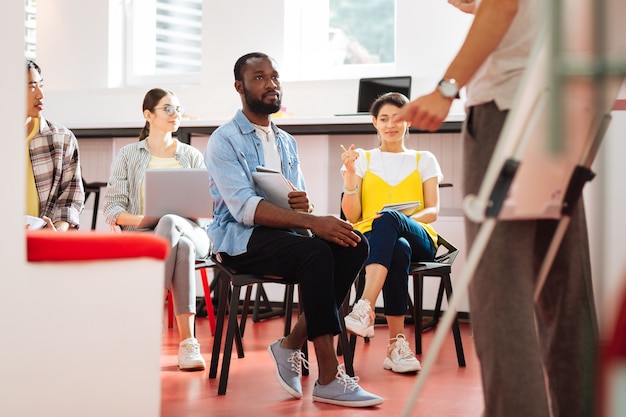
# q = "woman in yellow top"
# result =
<box><xmin>341</xmin><ymin>92</ymin><xmax>443</xmax><ymax>374</ymax></box>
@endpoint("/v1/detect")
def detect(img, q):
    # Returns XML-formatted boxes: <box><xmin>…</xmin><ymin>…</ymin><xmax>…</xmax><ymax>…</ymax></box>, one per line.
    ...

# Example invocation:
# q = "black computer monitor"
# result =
<box><xmin>356</xmin><ymin>76</ymin><xmax>412</xmax><ymax>113</ymax></box>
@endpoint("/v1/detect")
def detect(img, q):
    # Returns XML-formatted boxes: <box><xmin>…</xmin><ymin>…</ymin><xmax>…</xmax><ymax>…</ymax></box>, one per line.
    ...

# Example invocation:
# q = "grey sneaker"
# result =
<box><xmin>178</xmin><ymin>338</ymin><xmax>206</xmax><ymax>372</ymax></box>
<box><xmin>312</xmin><ymin>365</ymin><xmax>383</xmax><ymax>407</ymax></box>
<box><xmin>267</xmin><ymin>338</ymin><xmax>309</xmax><ymax>398</ymax></box>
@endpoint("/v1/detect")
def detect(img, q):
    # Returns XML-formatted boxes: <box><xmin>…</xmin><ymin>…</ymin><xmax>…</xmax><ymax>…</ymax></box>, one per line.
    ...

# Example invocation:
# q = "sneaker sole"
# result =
<box><xmin>267</xmin><ymin>344</ymin><xmax>303</xmax><ymax>399</ymax></box>
<box><xmin>382</xmin><ymin>358</ymin><xmax>421</xmax><ymax>373</ymax></box>
<box><xmin>345</xmin><ymin>323</ymin><xmax>375</xmax><ymax>338</ymax></box>
<box><xmin>312</xmin><ymin>395</ymin><xmax>383</xmax><ymax>407</ymax></box>
<box><xmin>178</xmin><ymin>364</ymin><xmax>206</xmax><ymax>372</ymax></box>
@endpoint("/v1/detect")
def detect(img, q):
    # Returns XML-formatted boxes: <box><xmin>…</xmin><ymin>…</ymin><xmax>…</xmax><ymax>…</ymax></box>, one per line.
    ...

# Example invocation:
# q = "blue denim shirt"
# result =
<box><xmin>204</xmin><ymin>109</ymin><xmax>307</xmax><ymax>256</ymax></box>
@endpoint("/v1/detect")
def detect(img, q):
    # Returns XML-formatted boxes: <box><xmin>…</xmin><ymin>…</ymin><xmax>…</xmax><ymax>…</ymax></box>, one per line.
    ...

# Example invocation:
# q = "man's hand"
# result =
<box><xmin>288</xmin><ymin>190</ymin><xmax>312</xmax><ymax>213</ymax></box>
<box><xmin>308</xmin><ymin>215</ymin><xmax>362</xmax><ymax>247</ymax></box>
<box><xmin>393</xmin><ymin>90</ymin><xmax>454</xmax><ymax>132</ymax></box>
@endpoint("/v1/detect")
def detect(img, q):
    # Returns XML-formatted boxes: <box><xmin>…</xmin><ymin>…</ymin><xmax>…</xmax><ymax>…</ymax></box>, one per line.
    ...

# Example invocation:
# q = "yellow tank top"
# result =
<box><xmin>355</xmin><ymin>151</ymin><xmax>437</xmax><ymax>247</ymax></box>
<box><xmin>26</xmin><ymin>118</ymin><xmax>40</xmax><ymax>216</ymax></box>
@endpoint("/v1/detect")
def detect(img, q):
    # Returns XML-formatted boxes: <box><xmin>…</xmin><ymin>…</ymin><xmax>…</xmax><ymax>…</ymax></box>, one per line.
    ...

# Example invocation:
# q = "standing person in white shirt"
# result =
<box><xmin>395</xmin><ymin>1</ymin><xmax>598</xmax><ymax>416</ymax></box>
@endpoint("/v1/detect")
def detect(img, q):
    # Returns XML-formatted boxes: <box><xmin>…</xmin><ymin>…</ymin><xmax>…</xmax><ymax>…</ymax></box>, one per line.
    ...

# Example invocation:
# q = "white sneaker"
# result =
<box><xmin>178</xmin><ymin>338</ymin><xmax>206</xmax><ymax>372</ymax></box>
<box><xmin>383</xmin><ymin>334</ymin><xmax>421</xmax><ymax>373</ymax></box>
<box><xmin>344</xmin><ymin>299</ymin><xmax>375</xmax><ymax>338</ymax></box>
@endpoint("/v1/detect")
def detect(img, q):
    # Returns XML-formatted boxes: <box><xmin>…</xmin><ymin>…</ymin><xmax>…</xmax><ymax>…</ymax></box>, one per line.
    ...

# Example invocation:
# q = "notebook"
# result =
<box><xmin>378</xmin><ymin>200</ymin><xmax>422</xmax><ymax>216</ymax></box>
<box><xmin>137</xmin><ymin>168</ymin><xmax>213</xmax><ymax>229</ymax></box>
<box><xmin>25</xmin><ymin>215</ymin><xmax>46</xmax><ymax>230</ymax></box>
<box><xmin>251</xmin><ymin>166</ymin><xmax>312</xmax><ymax>237</ymax></box>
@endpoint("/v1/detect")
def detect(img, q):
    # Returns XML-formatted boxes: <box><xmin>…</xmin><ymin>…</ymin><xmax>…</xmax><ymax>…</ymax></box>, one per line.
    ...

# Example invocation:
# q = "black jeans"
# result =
<box><xmin>218</xmin><ymin>227</ymin><xmax>369</xmax><ymax>340</ymax></box>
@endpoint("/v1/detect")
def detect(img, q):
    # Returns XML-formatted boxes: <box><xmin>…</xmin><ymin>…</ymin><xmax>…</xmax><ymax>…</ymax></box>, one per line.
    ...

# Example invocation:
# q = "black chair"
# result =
<box><xmin>340</xmin><ymin>183</ymin><xmax>465</xmax><ymax>367</ymax></box>
<box><xmin>408</xmin><ymin>234</ymin><xmax>465</xmax><ymax>366</ymax></box>
<box><xmin>208</xmin><ymin>254</ymin><xmax>355</xmax><ymax>395</ymax></box>
<box><xmin>82</xmin><ymin>178</ymin><xmax>108</xmax><ymax>230</ymax></box>
<box><xmin>344</xmin><ymin>234</ymin><xmax>465</xmax><ymax>367</ymax></box>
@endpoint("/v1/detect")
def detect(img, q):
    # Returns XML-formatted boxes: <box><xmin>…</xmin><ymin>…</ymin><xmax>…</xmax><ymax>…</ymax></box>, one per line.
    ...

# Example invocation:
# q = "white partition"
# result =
<box><xmin>11</xmin><ymin>257</ymin><xmax>165</xmax><ymax>417</ymax></box>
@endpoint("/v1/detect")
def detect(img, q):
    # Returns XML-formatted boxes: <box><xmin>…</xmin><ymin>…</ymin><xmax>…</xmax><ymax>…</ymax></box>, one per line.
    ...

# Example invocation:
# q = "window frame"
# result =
<box><xmin>282</xmin><ymin>0</ymin><xmax>397</xmax><ymax>82</ymax></box>
<box><xmin>124</xmin><ymin>0</ymin><xmax>202</xmax><ymax>87</ymax></box>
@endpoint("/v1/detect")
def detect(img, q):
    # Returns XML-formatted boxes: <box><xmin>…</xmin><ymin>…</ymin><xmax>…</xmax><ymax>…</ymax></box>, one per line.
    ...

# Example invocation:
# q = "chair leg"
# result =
<box><xmin>167</xmin><ymin>292</ymin><xmax>174</xmax><ymax>328</ymax></box>
<box><xmin>209</xmin><ymin>271</ymin><xmax>230</xmax><ymax>379</ymax></box>
<box><xmin>91</xmin><ymin>191</ymin><xmax>100</xmax><ymax>230</ymax></box>
<box><xmin>209</xmin><ymin>271</ymin><xmax>244</xmax><ymax>376</ymax></box>
<box><xmin>200</xmin><ymin>268</ymin><xmax>216</xmax><ymax>336</ymax></box>
<box><xmin>443</xmin><ymin>274</ymin><xmax>466</xmax><ymax>367</ymax></box>
<box><xmin>239</xmin><ymin>285</ymin><xmax>254</xmax><ymax>336</ymax></box>
<box><xmin>427</xmin><ymin>279</ymin><xmax>446</xmax><ymax>329</ymax></box>
<box><xmin>345</xmin><ymin>269</ymin><xmax>369</xmax><ymax>353</ymax></box>
<box><xmin>283</xmin><ymin>284</ymin><xmax>294</xmax><ymax>337</ymax></box>
<box><xmin>413</xmin><ymin>274</ymin><xmax>425</xmax><ymax>354</ymax></box>
<box><xmin>253</xmin><ymin>283</ymin><xmax>286</xmax><ymax>321</ymax></box>
<box><xmin>295</xmin><ymin>290</ymin><xmax>310</xmax><ymax>377</ymax></box>
<box><xmin>218</xmin><ymin>283</ymin><xmax>244</xmax><ymax>395</ymax></box>
<box><xmin>338</xmin><ymin>323</ymin><xmax>355</xmax><ymax>377</ymax></box>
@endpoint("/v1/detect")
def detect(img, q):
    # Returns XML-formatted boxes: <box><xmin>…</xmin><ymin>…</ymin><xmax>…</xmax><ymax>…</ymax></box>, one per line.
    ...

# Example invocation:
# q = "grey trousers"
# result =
<box><xmin>463</xmin><ymin>101</ymin><xmax>599</xmax><ymax>417</ymax></box>
<box><xmin>155</xmin><ymin>214</ymin><xmax>211</xmax><ymax>315</ymax></box>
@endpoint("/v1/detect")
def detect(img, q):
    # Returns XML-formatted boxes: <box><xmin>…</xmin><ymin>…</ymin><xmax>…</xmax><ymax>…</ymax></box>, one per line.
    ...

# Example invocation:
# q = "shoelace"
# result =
<box><xmin>287</xmin><ymin>350</ymin><xmax>310</xmax><ymax>375</ymax></box>
<box><xmin>181</xmin><ymin>343</ymin><xmax>201</xmax><ymax>359</ymax></box>
<box><xmin>335</xmin><ymin>365</ymin><xmax>361</xmax><ymax>393</ymax></box>
<box><xmin>350</xmin><ymin>301</ymin><xmax>370</xmax><ymax>320</ymax></box>
<box><xmin>393</xmin><ymin>335</ymin><xmax>416</xmax><ymax>360</ymax></box>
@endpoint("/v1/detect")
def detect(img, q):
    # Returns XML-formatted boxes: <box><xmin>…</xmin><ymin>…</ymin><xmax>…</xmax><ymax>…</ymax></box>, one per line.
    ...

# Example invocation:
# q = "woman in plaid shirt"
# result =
<box><xmin>25</xmin><ymin>60</ymin><xmax>84</xmax><ymax>231</ymax></box>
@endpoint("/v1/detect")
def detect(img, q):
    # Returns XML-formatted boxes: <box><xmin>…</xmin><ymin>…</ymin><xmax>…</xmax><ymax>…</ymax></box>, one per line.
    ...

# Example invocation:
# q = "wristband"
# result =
<box><xmin>343</xmin><ymin>184</ymin><xmax>359</xmax><ymax>195</ymax></box>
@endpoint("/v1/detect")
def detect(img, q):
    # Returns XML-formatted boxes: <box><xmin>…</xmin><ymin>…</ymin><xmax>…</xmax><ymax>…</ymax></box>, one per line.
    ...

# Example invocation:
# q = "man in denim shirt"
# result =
<box><xmin>204</xmin><ymin>52</ymin><xmax>383</xmax><ymax>408</ymax></box>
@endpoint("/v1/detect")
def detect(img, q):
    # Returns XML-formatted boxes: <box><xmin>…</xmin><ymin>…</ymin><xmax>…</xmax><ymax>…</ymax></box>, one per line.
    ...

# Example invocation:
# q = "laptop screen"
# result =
<box><xmin>356</xmin><ymin>76</ymin><xmax>412</xmax><ymax>113</ymax></box>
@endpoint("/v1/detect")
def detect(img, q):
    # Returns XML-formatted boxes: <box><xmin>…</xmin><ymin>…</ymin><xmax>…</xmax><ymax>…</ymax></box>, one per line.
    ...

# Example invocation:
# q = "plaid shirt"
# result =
<box><xmin>29</xmin><ymin>118</ymin><xmax>85</xmax><ymax>228</ymax></box>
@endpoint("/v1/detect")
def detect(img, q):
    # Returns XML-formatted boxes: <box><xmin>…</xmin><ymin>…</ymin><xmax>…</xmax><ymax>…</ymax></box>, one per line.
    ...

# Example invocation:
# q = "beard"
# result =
<box><xmin>243</xmin><ymin>85</ymin><xmax>282</xmax><ymax>115</ymax></box>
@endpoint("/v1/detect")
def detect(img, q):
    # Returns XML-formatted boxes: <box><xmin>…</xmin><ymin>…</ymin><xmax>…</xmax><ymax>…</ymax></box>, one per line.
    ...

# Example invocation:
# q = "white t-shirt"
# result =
<box><xmin>253</xmin><ymin>124</ymin><xmax>282</xmax><ymax>172</ymax></box>
<box><xmin>341</xmin><ymin>148</ymin><xmax>443</xmax><ymax>186</ymax></box>
<box><xmin>467</xmin><ymin>0</ymin><xmax>540</xmax><ymax>110</ymax></box>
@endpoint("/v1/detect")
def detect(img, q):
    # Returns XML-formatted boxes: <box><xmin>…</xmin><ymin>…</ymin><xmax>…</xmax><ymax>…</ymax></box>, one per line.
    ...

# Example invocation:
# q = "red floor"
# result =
<box><xmin>160</xmin><ymin>308</ymin><xmax>483</xmax><ymax>417</ymax></box>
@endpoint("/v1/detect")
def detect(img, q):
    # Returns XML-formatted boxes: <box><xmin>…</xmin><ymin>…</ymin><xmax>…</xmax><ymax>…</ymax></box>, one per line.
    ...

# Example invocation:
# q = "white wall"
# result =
<box><xmin>0</xmin><ymin>3</ymin><xmax>29</xmax><ymax>404</ymax></box>
<box><xmin>36</xmin><ymin>0</ymin><xmax>472</xmax><ymax>125</ymax></box>
<box><xmin>1</xmin><ymin>4</ymin><xmax>163</xmax><ymax>415</ymax></box>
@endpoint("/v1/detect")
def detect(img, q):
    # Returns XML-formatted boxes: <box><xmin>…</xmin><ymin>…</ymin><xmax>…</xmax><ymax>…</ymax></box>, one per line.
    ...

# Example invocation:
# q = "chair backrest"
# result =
<box><xmin>433</xmin><ymin>234</ymin><xmax>459</xmax><ymax>266</ymax></box>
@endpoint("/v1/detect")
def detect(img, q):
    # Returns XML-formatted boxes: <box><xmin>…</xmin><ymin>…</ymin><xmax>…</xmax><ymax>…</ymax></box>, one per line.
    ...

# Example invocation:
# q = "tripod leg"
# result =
<box><xmin>400</xmin><ymin>218</ymin><xmax>497</xmax><ymax>417</ymax></box>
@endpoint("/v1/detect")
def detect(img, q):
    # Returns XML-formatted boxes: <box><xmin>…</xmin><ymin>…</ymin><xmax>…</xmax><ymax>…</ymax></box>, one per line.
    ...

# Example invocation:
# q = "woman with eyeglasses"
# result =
<box><xmin>103</xmin><ymin>88</ymin><xmax>210</xmax><ymax>371</ymax></box>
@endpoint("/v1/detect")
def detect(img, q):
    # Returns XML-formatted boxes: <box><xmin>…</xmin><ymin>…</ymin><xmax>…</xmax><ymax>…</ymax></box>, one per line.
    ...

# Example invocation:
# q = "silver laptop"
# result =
<box><xmin>137</xmin><ymin>168</ymin><xmax>213</xmax><ymax>229</ymax></box>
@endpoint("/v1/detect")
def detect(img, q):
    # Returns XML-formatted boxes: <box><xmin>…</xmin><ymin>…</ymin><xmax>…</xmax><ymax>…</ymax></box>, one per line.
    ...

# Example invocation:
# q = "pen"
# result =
<box><xmin>340</xmin><ymin>144</ymin><xmax>348</xmax><ymax>152</ymax></box>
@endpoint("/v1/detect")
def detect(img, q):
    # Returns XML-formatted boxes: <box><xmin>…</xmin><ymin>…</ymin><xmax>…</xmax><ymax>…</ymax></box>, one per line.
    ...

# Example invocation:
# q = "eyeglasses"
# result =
<box><xmin>153</xmin><ymin>105</ymin><xmax>185</xmax><ymax>116</ymax></box>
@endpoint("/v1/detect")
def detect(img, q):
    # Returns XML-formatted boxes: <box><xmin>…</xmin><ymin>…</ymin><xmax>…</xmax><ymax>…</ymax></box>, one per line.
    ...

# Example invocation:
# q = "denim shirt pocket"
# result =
<box><xmin>238</xmin><ymin>147</ymin><xmax>262</xmax><ymax>177</ymax></box>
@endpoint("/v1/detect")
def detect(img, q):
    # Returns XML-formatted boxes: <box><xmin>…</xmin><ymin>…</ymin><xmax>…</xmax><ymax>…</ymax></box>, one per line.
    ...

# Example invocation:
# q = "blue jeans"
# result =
<box><xmin>364</xmin><ymin>210</ymin><xmax>436</xmax><ymax>316</ymax></box>
<box><xmin>218</xmin><ymin>226</ymin><xmax>369</xmax><ymax>341</ymax></box>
